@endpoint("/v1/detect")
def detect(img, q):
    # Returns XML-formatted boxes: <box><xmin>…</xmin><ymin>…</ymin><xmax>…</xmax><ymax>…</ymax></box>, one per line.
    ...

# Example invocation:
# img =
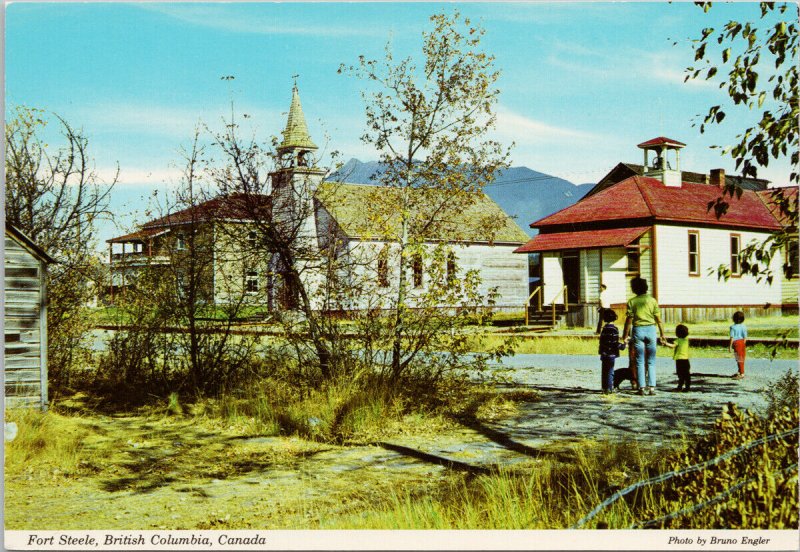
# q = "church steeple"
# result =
<box><xmin>279</xmin><ymin>83</ymin><xmax>317</xmax><ymax>162</ymax></box>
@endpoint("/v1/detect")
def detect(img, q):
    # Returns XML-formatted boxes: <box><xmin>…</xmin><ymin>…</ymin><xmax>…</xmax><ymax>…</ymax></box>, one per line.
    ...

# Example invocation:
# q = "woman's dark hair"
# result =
<box><xmin>630</xmin><ymin>277</ymin><xmax>648</xmax><ymax>295</ymax></box>
<box><xmin>602</xmin><ymin>308</ymin><xmax>618</xmax><ymax>323</ymax></box>
<box><xmin>675</xmin><ymin>324</ymin><xmax>689</xmax><ymax>338</ymax></box>
<box><xmin>733</xmin><ymin>311</ymin><xmax>745</xmax><ymax>324</ymax></box>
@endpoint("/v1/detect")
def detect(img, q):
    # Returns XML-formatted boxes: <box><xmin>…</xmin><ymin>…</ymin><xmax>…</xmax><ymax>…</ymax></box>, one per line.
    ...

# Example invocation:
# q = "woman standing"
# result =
<box><xmin>622</xmin><ymin>277</ymin><xmax>666</xmax><ymax>396</ymax></box>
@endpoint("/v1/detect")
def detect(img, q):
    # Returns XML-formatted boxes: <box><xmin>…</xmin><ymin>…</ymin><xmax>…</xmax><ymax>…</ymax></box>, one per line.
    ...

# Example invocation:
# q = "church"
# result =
<box><xmin>107</xmin><ymin>85</ymin><xmax>530</xmax><ymax>314</ymax></box>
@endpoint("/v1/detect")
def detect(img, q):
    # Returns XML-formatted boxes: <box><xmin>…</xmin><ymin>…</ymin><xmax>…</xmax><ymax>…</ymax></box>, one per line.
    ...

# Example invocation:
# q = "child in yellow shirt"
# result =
<box><xmin>663</xmin><ymin>324</ymin><xmax>691</xmax><ymax>392</ymax></box>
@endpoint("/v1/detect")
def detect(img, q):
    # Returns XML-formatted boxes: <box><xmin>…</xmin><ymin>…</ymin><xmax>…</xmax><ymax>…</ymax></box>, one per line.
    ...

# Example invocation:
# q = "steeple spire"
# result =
<box><xmin>279</xmin><ymin>83</ymin><xmax>317</xmax><ymax>153</ymax></box>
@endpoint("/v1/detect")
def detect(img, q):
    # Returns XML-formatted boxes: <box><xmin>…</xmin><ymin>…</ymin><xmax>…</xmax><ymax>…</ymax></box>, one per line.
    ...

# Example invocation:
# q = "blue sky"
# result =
<box><xmin>5</xmin><ymin>2</ymin><xmax>796</xmax><ymax>247</ymax></box>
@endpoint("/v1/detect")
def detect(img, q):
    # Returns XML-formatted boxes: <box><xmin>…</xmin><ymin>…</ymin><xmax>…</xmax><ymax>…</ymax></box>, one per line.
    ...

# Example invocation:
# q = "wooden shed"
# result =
<box><xmin>4</xmin><ymin>224</ymin><xmax>54</xmax><ymax>410</ymax></box>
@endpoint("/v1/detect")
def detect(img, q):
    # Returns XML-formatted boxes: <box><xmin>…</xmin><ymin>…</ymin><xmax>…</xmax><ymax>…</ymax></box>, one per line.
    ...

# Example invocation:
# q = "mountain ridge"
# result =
<box><xmin>328</xmin><ymin>159</ymin><xmax>593</xmax><ymax>237</ymax></box>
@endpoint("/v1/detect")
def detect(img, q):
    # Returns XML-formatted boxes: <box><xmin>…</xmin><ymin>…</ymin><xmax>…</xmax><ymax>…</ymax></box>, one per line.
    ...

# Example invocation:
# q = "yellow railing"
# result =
<box><xmin>525</xmin><ymin>287</ymin><xmax>544</xmax><ymax>325</ymax></box>
<box><xmin>550</xmin><ymin>285</ymin><xmax>569</xmax><ymax>327</ymax></box>
<box><xmin>525</xmin><ymin>285</ymin><xmax>568</xmax><ymax>327</ymax></box>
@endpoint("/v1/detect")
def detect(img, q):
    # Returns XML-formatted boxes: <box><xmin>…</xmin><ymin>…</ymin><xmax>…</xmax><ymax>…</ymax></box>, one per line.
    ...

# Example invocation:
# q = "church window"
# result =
<box><xmin>412</xmin><ymin>254</ymin><xmax>423</xmax><ymax>288</ymax></box>
<box><xmin>377</xmin><ymin>247</ymin><xmax>389</xmax><ymax>287</ymax></box>
<box><xmin>446</xmin><ymin>251</ymin><xmax>457</xmax><ymax>285</ymax></box>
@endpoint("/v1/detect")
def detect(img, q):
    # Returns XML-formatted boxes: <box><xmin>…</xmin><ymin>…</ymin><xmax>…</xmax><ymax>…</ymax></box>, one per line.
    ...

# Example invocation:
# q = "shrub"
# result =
<box><xmin>649</xmin><ymin>404</ymin><xmax>798</xmax><ymax>529</ymax></box>
<box><xmin>764</xmin><ymin>369</ymin><xmax>799</xmax><ymax>419</ymax></box>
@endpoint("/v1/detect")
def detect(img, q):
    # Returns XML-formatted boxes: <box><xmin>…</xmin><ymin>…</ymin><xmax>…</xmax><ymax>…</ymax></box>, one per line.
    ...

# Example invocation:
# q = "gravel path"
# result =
<box><xmin>394</xmin><ymin>354</ymin><xmax>798</xmax><ymax>466</ymax></box>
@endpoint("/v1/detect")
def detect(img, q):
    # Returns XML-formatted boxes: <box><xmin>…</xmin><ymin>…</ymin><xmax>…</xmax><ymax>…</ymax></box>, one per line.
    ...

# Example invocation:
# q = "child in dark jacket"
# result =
<box><xmin>598</xmin><ymin>309</ymin><xmax>626</xmax><ymax>394</ymax></box>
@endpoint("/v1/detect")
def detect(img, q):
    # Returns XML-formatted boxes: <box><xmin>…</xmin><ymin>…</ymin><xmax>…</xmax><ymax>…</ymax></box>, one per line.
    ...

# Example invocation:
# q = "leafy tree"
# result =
<box><xmin>208</xmin><ymin>113</ymin><xmax>357</xmax><ymax>385</ymax></box>
<box><xmin>686</xmin><ymin>2</ymin><xmax>798</xmax><ymax>282</ymax></box>
<box><xmin>5</xmin><ymin>106</ymin><xmax>117</xmax><ymax>391</ymax></box>
<box><xmin>340</xmin><ymin>11</ymin><xmax>513</xmax><ymax>382</ymax></box>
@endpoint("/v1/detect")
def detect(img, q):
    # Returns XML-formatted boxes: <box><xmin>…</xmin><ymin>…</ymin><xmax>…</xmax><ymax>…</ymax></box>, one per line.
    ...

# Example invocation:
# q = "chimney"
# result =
<box><xmin>710</xmin><ymin>168</ymin><xmax>725</xmax><ymax>188</ymax></box>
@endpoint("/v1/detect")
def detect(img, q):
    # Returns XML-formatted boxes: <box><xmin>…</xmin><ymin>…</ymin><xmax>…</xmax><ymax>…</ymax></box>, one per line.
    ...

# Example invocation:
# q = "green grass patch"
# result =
<box><xmin>680</xmin><ymin>314</ymin><xmax>798</xmax><ymax>338</ymax></box>
<box><xmin>472</xmin><ymin>334</ymin><xmax>797</xmax><ymax>359</ymax></box>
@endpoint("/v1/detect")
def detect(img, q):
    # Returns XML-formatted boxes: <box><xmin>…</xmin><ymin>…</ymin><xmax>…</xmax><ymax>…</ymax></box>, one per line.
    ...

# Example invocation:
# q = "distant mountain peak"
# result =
<box><xmin>326</xmin><ymin>159</ymin><xmax>591</xmax><ymax>236</ymax></box>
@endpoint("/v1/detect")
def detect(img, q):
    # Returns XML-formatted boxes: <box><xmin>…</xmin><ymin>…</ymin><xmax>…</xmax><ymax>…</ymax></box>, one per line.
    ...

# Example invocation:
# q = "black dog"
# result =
<box><xmin>614</xmin><ymin>368</ymin><xmax>635</xmax><ymax>389</ymax></box>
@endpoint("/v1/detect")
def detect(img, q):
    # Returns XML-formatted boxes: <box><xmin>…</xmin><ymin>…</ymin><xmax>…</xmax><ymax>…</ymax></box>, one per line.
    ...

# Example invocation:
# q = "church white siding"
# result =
<box><xmin>344</xmin><ymin>240</ymin><xmax>527</xmax><ymax>310</ymax></box>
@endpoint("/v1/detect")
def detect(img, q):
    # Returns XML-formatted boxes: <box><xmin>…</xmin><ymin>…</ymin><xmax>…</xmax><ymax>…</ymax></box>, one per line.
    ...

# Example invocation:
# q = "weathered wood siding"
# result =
<box><xmin>212</xmin><ymin>222</ymin><xmax>270</xmax><ymax>306</ymax></box>
<box><xmin>4</xmin><ymin>235</ymin><xmax>48</xmax><ymax>410</ymax></box>
<box><xmin>654</xmin><ymin>224</ymin><xmax>782</xmax><ymax>308</ymax></box>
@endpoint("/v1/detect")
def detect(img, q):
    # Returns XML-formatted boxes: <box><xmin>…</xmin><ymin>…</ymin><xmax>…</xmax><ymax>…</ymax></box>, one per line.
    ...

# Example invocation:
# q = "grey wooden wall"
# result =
<box><xmin>4</xmin><ymin>233</ymin><xmax>48</xmax><ymax>410</ymax></box>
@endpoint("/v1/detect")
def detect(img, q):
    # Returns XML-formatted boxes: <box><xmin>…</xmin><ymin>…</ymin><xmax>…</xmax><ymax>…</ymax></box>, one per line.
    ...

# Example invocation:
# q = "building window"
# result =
<box><xmin>446</xmin><ymin>251</ymin><xmax>457</xmax><ymax>285</ymax></box>
<box><xmin>176</xmin><ymin>235</ymin><xmax>186</xmax><ymax>251</ymax></box>
<box><xmin>730</xmin><ymin>234</ymin><xmax>741</xmax><ymax>276</ymax></box>
<box><xmin>788</xmin><ymin>240</ymin><xmax>799</xmax><ymax>279</ymax></box>
<box><xmin>248</xmin><ymin>231</ymin><xmax>257</xmax><ymax>250</ymax></box>
<box><xmin>246</xmin><ymin>271</ymin><xmax>259</xmax><ymax>293</ymax></box>
<box><xmin>626</xmin><ymin>246</ymin><xmax>640</xmax><ymax>274</ymax></box>
<box><xmin>688</xmin><ymin>231</ymin><xmax>700</xmax><ymax>276</ymax></box>
<box><xmin>412</xmin><ymin>254</ymin><xmax>423</xmax><ymax>288</ymax></box>
<box><xmin>377</xmin><ymin>247</ymin><xmax>389</xmax><ymax>288</ymax></box>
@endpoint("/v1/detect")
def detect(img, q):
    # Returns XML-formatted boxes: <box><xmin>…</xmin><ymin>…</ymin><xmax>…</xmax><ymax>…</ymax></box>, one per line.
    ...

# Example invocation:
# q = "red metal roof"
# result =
<box><xmin>532</xmin><ymin>176</ymin><xmax>784</xmax><ymax>231</ymax></box>
<box><xmin>514</xmin><ymin>226</ymin><xmax>650</xmax><ymax>253</ymax></box>
<box><xmin>637</xmin><ymin>137</ymin><xmax>686</xmax><ymax>149</ymax></box>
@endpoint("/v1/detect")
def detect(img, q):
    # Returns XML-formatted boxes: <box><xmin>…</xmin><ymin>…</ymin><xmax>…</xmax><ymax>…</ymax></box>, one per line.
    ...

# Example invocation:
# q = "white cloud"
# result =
<box><xmin>494</xmin><ymin>106</ymin><xmax>603</xmax><ymax>144</ymax></box>
<box><xmin>100</xmin><ymin>166</ymin><xmax>185</xmax><ymax>188</ymax></box>
<box><xmin>76</xmin><ymin>102</ymin><xmax>281</xmax><ymax>141</ymax></box>
<box><xmin>138</xmin><ymin>4</ymin><xmax>384</xmax><ymax>38</ymax></box>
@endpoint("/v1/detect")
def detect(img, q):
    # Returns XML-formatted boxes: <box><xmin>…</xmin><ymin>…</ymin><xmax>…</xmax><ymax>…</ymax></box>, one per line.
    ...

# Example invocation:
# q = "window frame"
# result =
<box><xmin>377</xmin><ymin>247</ymin><xmax>390</xmax><ymax>288</ymax></box>
<box><xmin>730</xmin><ymin>233</ymin><xmax>742</xmax><ymax>277</ymax></box>
<box><xmin>412</xmin><ymin>254</ymin><xmax>423</xmax><ymax>288</ymax></box>
<box><xmin>625</xmin><ymin>245</ymin><xmax>640</xmax><ymax>275</ymax></box>
<box><xmin>245</xmin><ymin>270</ymin><xmax>259</xmax><ymax>293</ymax></box>
<box><xmin>787</xmin><ymin>239</ymin><xmax>799</xmax><ymax>280</ymax></box>
<box><xmin>446</xmin><ymin>251</ymin><xmax>457</xmax><ymax>286</ymax></box>
<box><xmin>688</xmin><ymin>230</ymin><xmax>700</xmax><ymax>277</ymax></box>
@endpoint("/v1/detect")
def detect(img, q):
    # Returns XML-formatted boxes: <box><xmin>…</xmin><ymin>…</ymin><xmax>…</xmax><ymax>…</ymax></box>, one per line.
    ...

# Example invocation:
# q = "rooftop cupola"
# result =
<box><xmin>637</xmin><ymin>136</ymin><xmax>685</xmax><ymax>187</ymax></box>
<box><xmin>278</xmin><ymin>83</ymin><xmax>318</xmax><ymax>168</ymax></box>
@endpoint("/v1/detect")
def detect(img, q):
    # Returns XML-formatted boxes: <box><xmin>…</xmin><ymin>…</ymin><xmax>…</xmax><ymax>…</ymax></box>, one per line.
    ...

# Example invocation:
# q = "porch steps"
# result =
<box><xmin>524</xmin><ymin>305</ymin><xmax>578</xmax><ymax>331</ymax></box>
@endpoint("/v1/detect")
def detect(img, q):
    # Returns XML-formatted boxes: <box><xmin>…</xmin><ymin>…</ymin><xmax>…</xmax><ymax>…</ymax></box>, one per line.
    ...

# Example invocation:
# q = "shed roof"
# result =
<box><xmin>5</xmin><ymin>224</ymin><xmax>55</xmax><ymax>263</ymax></box>
<box><xmin>514</xmin><ymin>226</ymin><xmax>650</xmax><ymax>253</ymax></box>
<box><xmin>317</xmin><ymin>182</ymin><xmax>529</xmax><ymax>244</ymax></box>
<box><xmin>532</xmin><ymin>176</ymin><xmax>784</xmax><ymax>232</ymax></box>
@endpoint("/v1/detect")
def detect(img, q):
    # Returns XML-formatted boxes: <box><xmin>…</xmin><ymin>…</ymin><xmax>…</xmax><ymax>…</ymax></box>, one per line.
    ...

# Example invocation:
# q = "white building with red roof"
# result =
<box><xmin>515</xmin><ymin>138</ymin><xmax>798</xmax><ymax>326</ymax></box>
